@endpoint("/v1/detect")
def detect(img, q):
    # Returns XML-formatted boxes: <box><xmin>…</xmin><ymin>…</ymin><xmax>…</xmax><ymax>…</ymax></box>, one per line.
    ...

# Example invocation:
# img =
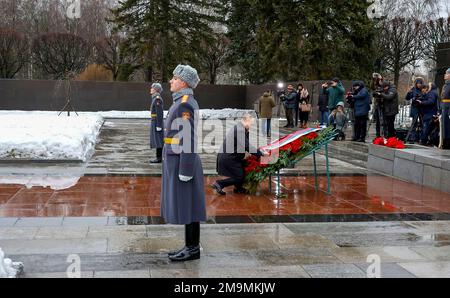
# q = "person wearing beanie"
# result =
<box><xmin>161</xmin><ymin>64</ymin><xmax>206</xmax><ymax>262</ymax></box>
<box><xmin>322</xmin><ymin>77</ymin><xmax>345</xmax><ymax>112</ymax></box>
<box><xmin>149</xmin><ymin>83</ymin><xmax>164</xmax><ymax>163</ymax></box>
<box><xmin>329</xmin><ymin>101</ymin><xmax>348</xmax><ymax>140</ymax></box>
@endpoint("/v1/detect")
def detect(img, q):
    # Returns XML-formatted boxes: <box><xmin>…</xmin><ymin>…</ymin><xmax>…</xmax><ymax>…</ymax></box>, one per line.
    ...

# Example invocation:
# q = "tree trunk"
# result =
<box><xmin>146</xmin><ymin>66</ymin><xmax>153</xmax><ymax>82</ymax></box>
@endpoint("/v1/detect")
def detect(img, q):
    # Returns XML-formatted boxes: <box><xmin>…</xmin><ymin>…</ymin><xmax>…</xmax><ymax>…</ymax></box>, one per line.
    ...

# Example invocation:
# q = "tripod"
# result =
<box><xmin>367</xmin><ymin>102</ymin><xmax>386</xmax><ymax>138</ymax></box>
<box><xmin>58</xmin><ymin>79</ymin><xmax>79</xmax><ymax>117</ymax></box>
<box><xmin>405</xmin><ymin>112</ymin><xmax>423</xmax><ymax>144</ymax></box>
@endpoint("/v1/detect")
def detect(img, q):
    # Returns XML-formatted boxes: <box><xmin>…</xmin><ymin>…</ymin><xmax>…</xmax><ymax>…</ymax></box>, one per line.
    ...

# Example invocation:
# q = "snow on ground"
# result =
<box><xmin>0</xmin><ymin>109</ymin><xmax>256</xmax><ymax>161</ymax></box>
<box><xmin>0</xmin><ymin>113</ymin><xmax>103</xmax><ymax>161</ymax></box>
<box><xmin>0</xmin><ymin>248</ymin><xmax>23</xmax><ymax>278</ymax></box>
<box><xmin>0</xmin><ymin>109</ymin><xmax>257</xmax><ymax>120</ymax></box>
<box><xmin>0</xmin><ymin>175</ymin><xmax>80</xmax><ymax>190</ymax></box>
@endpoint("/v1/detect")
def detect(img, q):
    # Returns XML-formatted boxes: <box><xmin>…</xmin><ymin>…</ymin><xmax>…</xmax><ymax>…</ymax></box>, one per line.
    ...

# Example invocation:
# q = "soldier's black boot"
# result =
<box><xmin>150</xmin><ymin>148</ymin><xmax>162</xmax><ymax>164</ymax></box>
<box><xmin>168</xmin><ymin>247</ymin><xmax>185</xmax><ymax>257</ymax></box>
<box><xmin>169</xmin><ymin>222</ymin><xmax>200</xmax><ymax>262</ymax></box>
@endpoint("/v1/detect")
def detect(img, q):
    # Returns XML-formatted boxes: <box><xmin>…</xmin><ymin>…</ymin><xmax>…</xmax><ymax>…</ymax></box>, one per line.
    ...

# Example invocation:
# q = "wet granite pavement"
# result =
<box><xmin>2</xmin><ymin>221</ymin><xmax>450</xmax><ymax>278</ymax></box>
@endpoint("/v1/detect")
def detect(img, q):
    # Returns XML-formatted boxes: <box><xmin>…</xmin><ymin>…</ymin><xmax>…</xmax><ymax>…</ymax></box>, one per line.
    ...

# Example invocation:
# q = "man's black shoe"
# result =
<box><xmin>150</xmin><ymin>159</ymin><xmax>162</xmax><ymax>164</ymax></box>
<box><xmin>211</xmin><ymin>183</ymin><xmax>226</xmax><ymax>195</ymax></box>
<box><xmin>169</xmin><ymin>245</ymin><xmax>200</xmax><ymax>262</ymax></box>
<box><xmin>168</xmin><ymin>246</ymin><xmax>186</xmax><ymax>257</ymax></box>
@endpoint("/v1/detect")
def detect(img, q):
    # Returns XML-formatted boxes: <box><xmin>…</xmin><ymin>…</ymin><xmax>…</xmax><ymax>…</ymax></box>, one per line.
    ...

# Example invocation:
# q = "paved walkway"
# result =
<box><xmin>85</xmin><ymin>119</ymin><xmax>367</xmax><ymax>175</ymax></box>
<box><xmin>1</xmin><ymin>175</ymin><xmax>450</xmax><ymax>220</ymax></box>
<box><xmin>2</xmin><ymin>221</ymin><xmax>450</xmax><ymax>278</ymax></box>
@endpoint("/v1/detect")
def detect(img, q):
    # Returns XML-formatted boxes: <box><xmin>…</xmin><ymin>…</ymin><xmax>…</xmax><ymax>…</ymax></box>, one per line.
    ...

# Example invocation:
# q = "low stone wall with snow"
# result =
<box><xmin>0</xmin><ymin>113</ymin><xmax>103</xmax><ymax>161</ymax></box>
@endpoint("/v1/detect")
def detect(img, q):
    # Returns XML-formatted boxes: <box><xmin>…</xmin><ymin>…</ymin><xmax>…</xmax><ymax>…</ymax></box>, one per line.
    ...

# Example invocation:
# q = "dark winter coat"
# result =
<box><xmin>283</xmin><ymin>91</ymin><xmax>298</xmax><ymax>109</ymax></box>
<box><xmin>352</xmin><ymin>81</ymin><xmax>371</xmax><ymax>117</ymax></box>
<box><xmin>421</xmin><ymin>84</ymin><xmax>439</xmax><ymax>121</ymax></box>
<box><xmin>379</xmin><ymin>83</ymin><xmax>399</xmax><ymax>117</ymax></box>
<box><xmin>217</xmin><ymin>122</ymin><xmax>262</xmax><ymax>179</ymax></box>
<box><xmin>318</xmin><ymin>88</ymin><xmax>329</xmax><ymax>112</ymax></box>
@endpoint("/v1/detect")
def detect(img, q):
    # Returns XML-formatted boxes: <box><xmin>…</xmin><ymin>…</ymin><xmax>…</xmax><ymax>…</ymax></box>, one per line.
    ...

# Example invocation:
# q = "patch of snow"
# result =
<box><xmin>0</xmin><ymin>175</ymin><xmax>81</xmax><ymax>190</ymax></box>
<box><xmin>0</xmin><ymin>248</ymin><xmax>24</xmax><ymax>278</ymax></box>
<box><xmin>0</xmin><ymin>113</ymin><xmax>103</xmax><ymax>161</ymax></box>
<box><xmin>0</xmin><ymin>109</ymin><xmax>257</xmax><ymax>120</ymax></box>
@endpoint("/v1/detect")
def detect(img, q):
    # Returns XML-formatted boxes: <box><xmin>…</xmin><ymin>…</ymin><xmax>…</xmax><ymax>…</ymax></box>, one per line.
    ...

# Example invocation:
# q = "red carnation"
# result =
<box><xmin>386</xmin><ymin>137</ymin><xmax>405</xmax><ymax>149</ymax></box>
<box><xmin>373</xmin><ymin>137</ymin><xmax>385</xmax><ymax>146</ymax></box>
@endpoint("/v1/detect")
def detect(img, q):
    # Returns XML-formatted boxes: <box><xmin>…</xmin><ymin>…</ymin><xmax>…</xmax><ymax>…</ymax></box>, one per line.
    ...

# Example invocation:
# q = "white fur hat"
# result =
<box><xmin>173</xmin><ymin>64</ymin><xmax>200</xmax><ymax>89</ymax></box>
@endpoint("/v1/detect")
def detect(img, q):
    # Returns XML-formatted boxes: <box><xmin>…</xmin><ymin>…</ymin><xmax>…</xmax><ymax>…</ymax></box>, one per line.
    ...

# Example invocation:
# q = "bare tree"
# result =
<box><xmin>95</xmin><ymin>34</ymin><xmax>140</xmax><ymax>81</ymax></box>
<box><xmin>378</xmin><ymin>16</ymin><xmax>424</xmax><ymax>86</ymax></box>
<box><xmin>198</xmin><ymin>33</ymin><xmax>230</xmax><ymax>84</ymax></box>
<box><xmin>32</xmin><ymin>33</ymin><xmax>90</xmax><ymax>79</ymax></box>
<box><xmin>423</xmin><ymin>17</ymin><xmax>450</xmax><ymax>63</ymax></box>
<box><xmin>374</xmin><ymin>0</ymin><xmax>442</xmax><ymax>86</ymax></box>
<box><xmin>0</xmin><ymin>28</ymin><xmax>28</xmax><ymax>78</ymax></box>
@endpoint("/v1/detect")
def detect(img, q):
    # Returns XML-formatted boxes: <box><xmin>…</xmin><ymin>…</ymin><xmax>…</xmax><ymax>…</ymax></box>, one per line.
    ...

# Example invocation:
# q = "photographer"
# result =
<box><xmin>405</xmin><ymin>78</ymin><xmax>425</xmax><ymax>142</ymax></box>
<box><xmin>323</xmin><ymin>78</ymin><xmax>345</xmax><ymax>113</ymax></box>
<box><xmin>373</xmin><ymin>82</ymin><xmax>399</xmax><ymax>138</ymax></box>
<box><xmin>370</xmin><ymin>73</ymin><xmax>384</xmax><ymax>138</ymax></box>
<box><xmin>416</xmin><ymin>83</ymin><xmax>439</xmax><ymax>146</ymax></box>
<box><xmin>280</xmin><ymin>84</ymin><xmax>297</xmax><ymax>128</ymax></box>
<box><xmin>350</xmin><ymin>81</ymin><xmax>371</xmax><ymax>142</ymax></box>
<box><xmin>318</xmin><ymin>82</ymin><xmax>329</xmax><ymax>126</ymax></box>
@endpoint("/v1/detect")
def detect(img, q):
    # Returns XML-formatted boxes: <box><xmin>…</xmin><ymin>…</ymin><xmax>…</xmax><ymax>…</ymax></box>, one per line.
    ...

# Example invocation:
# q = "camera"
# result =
<box><xmin>278</xmin><ymin>90</ymin><xmax>287</xmax><ymax>101</ymax></box>
<box><xmin>412</xmin><ymin>94</ymin><xmax>423</xmax><ymax>108</ymax></box>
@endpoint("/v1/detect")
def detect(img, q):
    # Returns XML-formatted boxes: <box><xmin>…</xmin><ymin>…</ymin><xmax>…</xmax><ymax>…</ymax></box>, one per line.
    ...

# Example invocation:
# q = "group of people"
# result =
<box><xmin>147</xmin><ymin>64</ymin><xmax>450</xmax><ymax>264</ymax></box>
<box><xmin>403</xmin><ymin>77</ymin><xmax>440</xmax><ymax>146</ymax></box>
<box><xmin>257</xmin><ymin>72</ymin><xmax>443</xmax><ymax>145</ymax></box>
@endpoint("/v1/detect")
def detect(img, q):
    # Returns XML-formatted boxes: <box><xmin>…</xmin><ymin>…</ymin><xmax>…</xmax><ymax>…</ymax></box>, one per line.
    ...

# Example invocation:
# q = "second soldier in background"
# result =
<box><xmin>149</xmin><ymin>83</ymin><xmax>164</xmax><ymax>164</ymax></box>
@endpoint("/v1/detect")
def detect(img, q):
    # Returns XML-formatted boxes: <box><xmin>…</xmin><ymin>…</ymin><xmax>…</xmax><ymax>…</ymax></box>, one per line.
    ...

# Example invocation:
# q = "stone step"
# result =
<box><xmin>325</xmin><ymin>143</ymin><xmax>368</xmax><ymax>168</ymax></box>
<box><xmin>329</xmin><ymin>141</ymin><xmax>369</xmax><ymax>154</ymax></box>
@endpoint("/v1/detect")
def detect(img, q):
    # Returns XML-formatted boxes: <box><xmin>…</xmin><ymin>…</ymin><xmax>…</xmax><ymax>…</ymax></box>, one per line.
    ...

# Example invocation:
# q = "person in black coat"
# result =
<box><xmin>212</xmin><ymin>114</ymin><xmax>267</xmax><ymax>195</ymax></box>
<box><xmin>318</xmin><ymin>83</ymin><xmax>329</xmax><ymax>126</ymax></box>
<box><xmin>373</xmin><ymin>82</ymin><xmax>399</xmax><ymax>138</ymax></box>
<box><xmin>418</xmin><ymin>83</ymin><xmax>439</xmax><ymax>145</ymax></box>
<box><xmin>350</xmin><ymin>81</ymin><xmax>371</xmax><ymax>142</ymax></box>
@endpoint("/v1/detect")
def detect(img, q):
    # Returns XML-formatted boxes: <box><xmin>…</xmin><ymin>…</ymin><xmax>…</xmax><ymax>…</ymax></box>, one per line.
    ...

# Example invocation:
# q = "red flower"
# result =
<box><xmin>290</xmin><ymin>139</ymin><xmax>303</xmax><ymax>154</ymax></box>
<box><xmin>373</xmin><ymin>137</ymin><xmax>385</xmax><ymax>146</ymax></box>
<box><xmin>304</xmin><ymin>132</ymin><xmax>318</xmax><ymax>140</ymax></box>
<box><xmin>372</xmin><ymin>137</ymin><xmax>405</xmax><ymax>149</ymax></box>
<box><xmin>386</xmin><ymin>137</ymin><xmax>405</xmax><ymax>149</ymax></box>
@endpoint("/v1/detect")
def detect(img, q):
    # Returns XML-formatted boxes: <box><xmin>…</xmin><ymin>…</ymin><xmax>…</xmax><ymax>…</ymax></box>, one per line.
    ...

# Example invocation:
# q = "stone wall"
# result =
<box><xmin>0</xmin><ymin>79</ymin><xmax>352</xmax><ymax>117</ymax></box>
<box><xmin>368</xmin><ymin>144</ymin><xmax>450</xmax><ymax>194</ymax></box>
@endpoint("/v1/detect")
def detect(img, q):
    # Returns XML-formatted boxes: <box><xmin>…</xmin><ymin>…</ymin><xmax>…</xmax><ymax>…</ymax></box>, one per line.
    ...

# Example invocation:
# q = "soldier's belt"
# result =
<box><xmin>164</xmin><ymin>138</ymin><xmax>180</xmax><ymax>145</ymax></box>
<box><xmin>442</xmin><ymin>99</ymin><xmax>450</xmax><ymax>103</ymax></box>
<box><xmin>151</xmin><ymin>114</ymin><xmax>157</xmax><ymax>118</ymax></box>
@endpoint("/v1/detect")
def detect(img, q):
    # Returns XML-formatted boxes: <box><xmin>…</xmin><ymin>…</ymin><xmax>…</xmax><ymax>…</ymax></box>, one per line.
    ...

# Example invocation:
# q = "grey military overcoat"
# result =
<box><xmin>160</xmin><ymin>91</ymin><xmax>206</xmax><ymax>225</ymax></box>
<box><xmin>150</xmin><ymin>93</ymin><xmax>164</xmax><ymax>149</ymax></box>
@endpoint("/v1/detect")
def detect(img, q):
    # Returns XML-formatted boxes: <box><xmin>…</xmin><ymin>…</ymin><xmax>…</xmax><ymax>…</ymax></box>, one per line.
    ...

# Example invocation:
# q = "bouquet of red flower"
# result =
<box><xmin>372</xmin><ymin>137</ymin><xmax>405</xmax><ymax>149</ymax></box>
<box><xmin>243</xmin><ymin>127</ymin><xmax>336</xmax><ymax>194</ymax></box>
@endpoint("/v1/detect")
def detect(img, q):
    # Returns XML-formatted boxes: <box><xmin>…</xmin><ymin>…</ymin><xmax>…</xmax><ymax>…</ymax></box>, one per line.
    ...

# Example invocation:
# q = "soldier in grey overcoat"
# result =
<box><xmin>161</xmin><ymin>64</ymin><xmax>206</xmax><ymax>262</ymax></box>
<box><xmin>149</xmin><ymin>83</ymin><xmax>164</xmax><ymax>163</ymax></box>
